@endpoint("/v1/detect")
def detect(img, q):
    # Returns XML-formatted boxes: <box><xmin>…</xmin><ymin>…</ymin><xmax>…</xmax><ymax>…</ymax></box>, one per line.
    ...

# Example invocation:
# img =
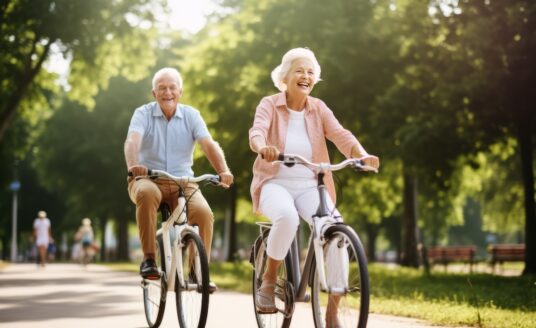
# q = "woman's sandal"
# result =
<box><xmin>255</xmin><ymin>282</ymin><xmax>278</xmax><ymax>314</ymax></box>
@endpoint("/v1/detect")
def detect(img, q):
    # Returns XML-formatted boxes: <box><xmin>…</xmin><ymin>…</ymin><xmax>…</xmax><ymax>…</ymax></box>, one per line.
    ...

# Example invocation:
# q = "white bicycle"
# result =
<box><xmin>138</xmin><ymin>170</ymin><xmax>221</xmax><ymax>328</ymax></box>
<box><xmin>251</xmin><ymin>154</ymin><xmax>377</xmax><ymax>328</ymax></box>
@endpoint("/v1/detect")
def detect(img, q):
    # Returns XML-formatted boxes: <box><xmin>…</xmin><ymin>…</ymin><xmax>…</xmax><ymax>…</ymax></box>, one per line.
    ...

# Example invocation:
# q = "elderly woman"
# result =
<box><xmin>249</xmin><ymin>48</ymin><xmax>379</xmax><ymax>327</ymax></box>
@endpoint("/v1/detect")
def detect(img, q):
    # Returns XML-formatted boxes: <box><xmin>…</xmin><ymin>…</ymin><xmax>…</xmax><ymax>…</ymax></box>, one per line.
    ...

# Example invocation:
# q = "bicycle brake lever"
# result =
<box><xmin>280</xmin><ymin>154</ymin><xmax>296</xmax><ymax>167</ymax></box>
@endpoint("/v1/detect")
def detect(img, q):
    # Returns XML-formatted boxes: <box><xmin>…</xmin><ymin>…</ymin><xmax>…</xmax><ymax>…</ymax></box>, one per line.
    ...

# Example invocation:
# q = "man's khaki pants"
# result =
<box><xmin>128</xmin><ymin>177</ymin><xmax>214</xmax><ymax>260</ymax></box>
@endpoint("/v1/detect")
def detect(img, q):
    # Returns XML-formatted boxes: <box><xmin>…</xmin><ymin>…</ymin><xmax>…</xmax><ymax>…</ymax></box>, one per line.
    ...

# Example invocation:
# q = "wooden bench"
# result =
<box><xmin>488</xmin><ymin>244</ymin><xmax>525</xmax><ymax>271</ymax></box>
<box><xmin>426</xmin><ymin>245</ymin><xmax>476</xmax><ymax>273</ymax></box>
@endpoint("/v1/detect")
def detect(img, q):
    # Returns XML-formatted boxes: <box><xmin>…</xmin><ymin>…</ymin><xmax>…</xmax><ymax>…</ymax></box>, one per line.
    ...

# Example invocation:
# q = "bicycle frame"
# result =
<box><xmin>286</xmin><ymin>171</ymin><xmax>338</xmax><ymax>303</ymax></box>
<box><xmin>269</xmin><ymin>154</ymin><xmax>377</xmax><ymax>303</ymax></box>
<box><xmin>158</xmin><ymin>189</ymin><xmax>204</xmax><ymax>293</ymax></box>
<box><xmin>139</xmin><ymin>170</ymin><xmax>219</xmax><ymax>292</ymax></box>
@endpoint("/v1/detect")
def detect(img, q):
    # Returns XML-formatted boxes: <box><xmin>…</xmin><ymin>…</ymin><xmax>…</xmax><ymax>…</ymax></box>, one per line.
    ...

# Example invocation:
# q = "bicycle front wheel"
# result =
<box><xmin>175</xmin><ymin>231</ymin><xmax>210</xmax><ymax>328</ymax></box>
<box><xmin>311</xmin><ymin>224</ymin><xmax>369</xmax><ymax>328</ymax></box>
<box><xmin>252</xmin><ymin>229</ymin><xmax>294</xmax><ymax>328</ymax></box>
<box><xmin>142</xmin><ymin>233</ymin><xmax>167</xmax><ymax>328</ymax></box>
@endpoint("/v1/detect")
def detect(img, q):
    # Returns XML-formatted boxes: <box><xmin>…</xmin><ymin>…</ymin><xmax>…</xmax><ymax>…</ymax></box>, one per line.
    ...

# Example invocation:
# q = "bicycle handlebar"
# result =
<box><xmin>274</xmin><ymin>153</ymin><xmax>378</xmax><ymax>173</ymax></box>
<box><xmin>129</xmin><ymin>169</ymin><xmax>221</xmax><ymax>185</ymax></box>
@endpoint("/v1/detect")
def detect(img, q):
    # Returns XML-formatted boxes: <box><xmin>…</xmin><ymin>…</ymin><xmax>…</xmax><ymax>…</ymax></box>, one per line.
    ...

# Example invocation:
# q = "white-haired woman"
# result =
<box><xmin>249</xmin><ymin>48</ymin><xmax>379</xmax><ymax>327</ymax></box>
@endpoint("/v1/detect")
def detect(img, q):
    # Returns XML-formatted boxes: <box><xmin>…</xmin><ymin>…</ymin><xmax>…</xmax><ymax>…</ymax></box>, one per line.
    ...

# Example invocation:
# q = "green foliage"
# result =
<box><xmin>452</xmin><ymin>138</ymin><xmax>525</xmax><ymax>233</ymax></box>
<box><xmin>0</xmin><ymin>0</ymin><xmax>162</xmax><ymax>142</ymax></box>
<box><xmin>337</xmin><ymin>158</ymin><xmax>403</xmax><ymax>227</ymax></box>
<box><xmin>31</xmin><ymin>75</ymin><xmax>151</xmax><ymax>229</ymax></box>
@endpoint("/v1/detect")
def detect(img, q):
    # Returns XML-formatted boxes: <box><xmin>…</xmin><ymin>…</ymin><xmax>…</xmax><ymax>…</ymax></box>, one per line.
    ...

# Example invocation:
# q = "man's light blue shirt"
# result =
<box><xmin>127</xmin><ymin>102</ymin><xmax>211</xmax><ymax>177</ymax></box>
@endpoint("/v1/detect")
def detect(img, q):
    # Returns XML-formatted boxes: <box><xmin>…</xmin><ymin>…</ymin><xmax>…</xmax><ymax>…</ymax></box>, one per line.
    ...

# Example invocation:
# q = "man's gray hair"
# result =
<box><xmin>271</xmin><ymin>48</ymin><xmax>321</xmax><ymax>92</ymax></box>
<box><xmin>152</xmin><ymin>67</ymin><xmax>183</xmax><ymax>90</ymax></box>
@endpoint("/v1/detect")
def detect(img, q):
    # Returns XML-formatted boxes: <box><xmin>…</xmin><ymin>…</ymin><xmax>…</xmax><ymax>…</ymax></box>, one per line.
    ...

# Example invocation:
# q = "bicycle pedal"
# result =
<box><xmin>256</xmin><ymin>307</ymin><xmax>279</xmax><ymax>315</ymax></box>
<box><xmin>144</xmin><ymin>273</ymin><xmax>161</xmax><ymax>280</ymax></box>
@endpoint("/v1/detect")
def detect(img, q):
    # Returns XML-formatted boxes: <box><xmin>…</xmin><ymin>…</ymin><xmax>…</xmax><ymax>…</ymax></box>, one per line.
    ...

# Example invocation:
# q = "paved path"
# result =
<box><xmin>0</xmin><ymin>263</ymin><xmax>457</xmax><ymax>328</ymax></box>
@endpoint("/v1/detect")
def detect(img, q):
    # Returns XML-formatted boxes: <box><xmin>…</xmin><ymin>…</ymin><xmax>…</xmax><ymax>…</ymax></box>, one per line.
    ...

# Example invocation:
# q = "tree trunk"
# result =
<box><xmin>117</xmin><ymin>216</ymin><xmax>129</xmax><ymax>261</ymax></box>
<box><xmin>401</xmin><ymin>171</ymin><xmax>419</xmax><ymax>267</ymax></box>
<box><xmin>100</xmin><ymin>217</ymin><xmax>107</xmax><ymax>261</ymax></box>
<box><xmin>365</xmin><ymin>223</ymin><xmax>379</xmax><ymax>262</ymax></box>
<box><xmin>226</xmin><ymin>184</ymin><xmax>238</xmax><ymax>261</ymax></box>
<box><xmin>518</xmin><ymin>118</ymin><xmax>536</xmax><ymax>275</ymax></box>
<box><xmin>0</xmin><ymin>41</ymin><xmax>51</xmax><ymax>141</ymax></box>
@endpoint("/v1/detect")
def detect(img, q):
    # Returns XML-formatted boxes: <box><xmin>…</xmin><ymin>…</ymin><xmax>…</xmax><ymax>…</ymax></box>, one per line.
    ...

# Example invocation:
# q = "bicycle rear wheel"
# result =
<box><xmin>175</xmin><ymin>231</ymin><xmax>210</xmax><ymax>328</ymax></box>
<box><xmin>311</xmin><ymin>224</ymin><xmax>369</xmax><ymax>328</ymax></box>
<box><xmin>142</xmin><ymin>233</ymin><xmax>167</xmax><ymax>328</ymax></box>
<box><xmin>252</xmin><ymin>229</ymin><xmax>294</xmax><ymax>328</ymax></box>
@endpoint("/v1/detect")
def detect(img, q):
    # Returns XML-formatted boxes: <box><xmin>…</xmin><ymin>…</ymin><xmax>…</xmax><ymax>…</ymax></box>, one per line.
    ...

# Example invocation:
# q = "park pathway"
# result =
<box><xmin>0</xmin><ymin>263</ymin><xmax>463</xmax><ymax>328</ymax></box>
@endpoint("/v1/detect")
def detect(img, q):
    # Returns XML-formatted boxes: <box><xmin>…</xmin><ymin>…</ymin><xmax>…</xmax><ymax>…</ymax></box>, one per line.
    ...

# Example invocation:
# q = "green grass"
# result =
<box><xmin>103</xmin><ymin>261</ymin><xmax>536</xmax><ymax>328</ymax></box>
<box><xmin>367</xmin><ymin>264</ymin><xmax>536</xmax><ymax>328</ymax></box>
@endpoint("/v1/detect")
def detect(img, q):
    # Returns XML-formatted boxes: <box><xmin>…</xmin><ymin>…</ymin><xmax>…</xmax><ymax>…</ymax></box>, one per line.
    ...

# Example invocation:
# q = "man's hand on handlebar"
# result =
<box><xmin>218</xmin><ymin>170</ymin><xmax>234</xmax><ymax>188</ymax></box>
<box><xmin>128</xmin><ymin>165</ymin><xmax>148</xmax><ymax>177</ymax></box>
<box><xmin>259</xmin><ymin>146</ymin><xmax>280</xmax><ymax>162</ymax></box>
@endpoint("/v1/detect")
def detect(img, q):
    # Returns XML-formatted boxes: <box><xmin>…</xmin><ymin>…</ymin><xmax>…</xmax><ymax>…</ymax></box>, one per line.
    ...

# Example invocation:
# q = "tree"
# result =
<box><xmin>429</xmin><ymin>0</ymin><xmax>536</xmax><ymax>274</ymax></box>
<box><xmin>32</xmin><ymin>75</ymin><xmax>152</xmax><ymax>260</ymax></box>
<box><xmin>0</xmin><ymin>0</ymin><xmax>160</xmax><ymax>141</ymax></box>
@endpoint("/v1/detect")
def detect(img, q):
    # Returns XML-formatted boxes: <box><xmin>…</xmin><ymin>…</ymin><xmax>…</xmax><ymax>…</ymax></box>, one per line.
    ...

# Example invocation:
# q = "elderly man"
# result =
<box><xmin>124</xmin><ymin>67</ymin><xmax>233</xmax><ymax>284</ymax></box>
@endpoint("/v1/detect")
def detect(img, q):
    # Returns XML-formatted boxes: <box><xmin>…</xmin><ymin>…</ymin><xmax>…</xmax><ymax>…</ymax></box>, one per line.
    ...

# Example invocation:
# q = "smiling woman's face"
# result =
<box><xmin>152</xmin><ymin>73</ymin><xmax>182</xmax><ymax>113</ymax></box>
<box><xmin>283</xmin><ymin>58</ymin><xmax>316</xmax><ymax>97</ymax></box>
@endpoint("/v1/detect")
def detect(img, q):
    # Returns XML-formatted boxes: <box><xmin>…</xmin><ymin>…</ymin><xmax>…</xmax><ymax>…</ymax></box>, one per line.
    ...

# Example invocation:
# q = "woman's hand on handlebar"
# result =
<box><xmin>218</xmin><ymin>170</ymin><xmax>234</xmax><ymax>188</ymax></box>
<box><xmin>128</xmin><ymin>164</ymin><xmax>148</xmax><ymax>177</ymax></box>
<box><xmin>259</xmin><ymin>146</ymin><xmax>280</xmax><ymax>162</ymax></box>
<box><xmin>357</xmin><ymin>154</ymin><xmax>380</xmax><ymax>170</ymax></box>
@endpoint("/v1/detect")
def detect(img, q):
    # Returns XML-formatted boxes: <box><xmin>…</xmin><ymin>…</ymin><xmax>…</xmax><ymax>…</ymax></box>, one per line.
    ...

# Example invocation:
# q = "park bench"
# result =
<box><xmin>426</xmin><ymin>245</ymin><xmax>476</xmax><ymax>273</ymax></box>
<box><xmin>488</xmin><ymin>244</ymin><xmax>525</xmax><ymax>272</ymax></box>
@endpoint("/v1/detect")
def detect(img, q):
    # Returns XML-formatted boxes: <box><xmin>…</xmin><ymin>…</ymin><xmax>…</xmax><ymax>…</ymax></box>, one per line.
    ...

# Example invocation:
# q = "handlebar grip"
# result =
<box><xmin>260</xmin><ymin>153</ymin><xmax>285</xmax><ymax>161</ymax></box>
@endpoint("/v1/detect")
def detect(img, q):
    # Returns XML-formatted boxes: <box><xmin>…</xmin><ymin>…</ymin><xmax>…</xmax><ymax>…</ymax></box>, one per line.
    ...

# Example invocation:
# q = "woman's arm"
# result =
<box><xmin>249</xmin><ymin>97</ymin><xmax>280</xmax><ymax>161</ymax></box>
<box><xmin>321</xmin><ymin>102</ymin><xmax>380</xmax><ymax>168</ymax></box>
<box><xmin>251</xmin><ymin>135</ymin><xmax>279</xmax><ymax>162</ymax></box>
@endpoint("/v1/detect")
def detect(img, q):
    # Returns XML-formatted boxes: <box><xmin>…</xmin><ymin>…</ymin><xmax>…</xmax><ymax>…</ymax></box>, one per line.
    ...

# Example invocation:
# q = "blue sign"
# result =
<box><xmin>9</xmin><ymin>181</ymin><xmax>20</xmax><ymax>191</ymax></box>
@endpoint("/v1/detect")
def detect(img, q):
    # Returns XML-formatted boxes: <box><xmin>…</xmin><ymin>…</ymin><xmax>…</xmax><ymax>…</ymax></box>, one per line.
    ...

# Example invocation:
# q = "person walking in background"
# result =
<box><xmin>75</xmin><ymin>218</ymin><xmax>95</xmax><ymax>265</ymax></box>
<box><xmin>124</xmin><ymin>67</ymin><xmax>234</xmax><ymax>286</ymax></box>
<box><xmin>33</xmin><ymin>210</ymin><xmax>52</xmax><ymax>267</ymax></box>
<box><xmin>249</xmin><ymin>48</ymin><xmax>379</xmax><ymax>327</ymax></box>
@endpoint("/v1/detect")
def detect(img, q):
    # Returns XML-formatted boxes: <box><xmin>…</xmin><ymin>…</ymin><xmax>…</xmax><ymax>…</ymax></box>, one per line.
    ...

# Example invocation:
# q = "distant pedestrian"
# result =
<box><xmin>33</xmin><ymin>210</ymin><xmax>52</xmax><ymax>267</ymax></box>
<box><xmin>75</xmin><ymin>218</ymin><xmax>95</xmax><ymax>265</ymax></box>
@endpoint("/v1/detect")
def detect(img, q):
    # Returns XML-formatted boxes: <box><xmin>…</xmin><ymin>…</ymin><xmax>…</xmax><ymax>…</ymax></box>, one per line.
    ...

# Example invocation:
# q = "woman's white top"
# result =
<box><xmin>33</xmin><ymin>218</ymin><xmax>51</xmax><ymax>246</ymax></box>
<box><xmin>275</xmin><ymin>108</ymin><xmax>315</xmax><ymax>180</ymax></box>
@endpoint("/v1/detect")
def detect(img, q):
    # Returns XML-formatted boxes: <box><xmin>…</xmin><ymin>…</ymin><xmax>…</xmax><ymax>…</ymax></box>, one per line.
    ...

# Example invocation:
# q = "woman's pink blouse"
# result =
<box><xmin>249</xmin><ymin>92</ymin><xmax>360</xmax><ymax>214</ymax></box>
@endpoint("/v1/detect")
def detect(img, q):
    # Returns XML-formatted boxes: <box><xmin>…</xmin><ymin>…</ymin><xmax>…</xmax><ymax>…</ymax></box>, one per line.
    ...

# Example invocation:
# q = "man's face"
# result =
<box><xmin>152</xmin><ymin>73</ymin><xmax>182</xmax><ymax>113</ymax></box>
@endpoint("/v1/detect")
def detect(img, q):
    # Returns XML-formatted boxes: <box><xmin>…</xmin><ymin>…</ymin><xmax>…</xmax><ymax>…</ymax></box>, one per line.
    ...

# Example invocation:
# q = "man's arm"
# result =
<box><xmin>198</xmin><ymin>136</ymin><xmax>234</xmax><ymax>187</ymax></box>
<box><xmin>124</xmin><ymin>131</ymin><xmax>148</xmax><ymax>176</ymax></box>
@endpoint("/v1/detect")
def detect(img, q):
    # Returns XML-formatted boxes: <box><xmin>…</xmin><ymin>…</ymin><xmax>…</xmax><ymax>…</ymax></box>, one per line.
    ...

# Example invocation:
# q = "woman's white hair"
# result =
<box><xmin>152</xmin><ymin>67</ymin><xmax>183</xmax><ymax>90</ymax></box>
<box><xmin>271</xmin><ymin>47</ymin><xmax>321</xmax><ymax>92</ymax></box>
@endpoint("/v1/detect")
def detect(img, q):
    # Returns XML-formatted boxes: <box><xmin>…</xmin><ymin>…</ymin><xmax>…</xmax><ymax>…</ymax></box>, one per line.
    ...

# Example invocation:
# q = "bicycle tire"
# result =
<box><xmin>143</xmin><ymin>233</ymin><xmax>167</xmax><ymax>328</ymax></box>
<box><xmin>175</xmin><ymin>231</ymin><xmax>210</xmax><ymax>328</ymax></box>
<box><xmin>252</xmin><ymin>229</ymin><xmax>294</xmax><ymax>328</ymax></box>
<box><xmin>311</xmin><ymin>224</ymin><xmax>369</xmax><ymax>328</ymax></box>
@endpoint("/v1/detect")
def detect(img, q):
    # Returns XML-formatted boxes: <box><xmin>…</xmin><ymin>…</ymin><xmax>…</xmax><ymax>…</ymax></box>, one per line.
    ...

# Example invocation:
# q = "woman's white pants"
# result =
<box><xmin>260</xmin><ymin>179</ymin><xmax>350</xmax><ymax>286</ymax></box>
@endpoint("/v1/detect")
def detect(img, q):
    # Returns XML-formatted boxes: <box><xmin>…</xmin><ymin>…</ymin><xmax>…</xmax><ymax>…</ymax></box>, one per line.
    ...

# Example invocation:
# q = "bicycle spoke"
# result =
<box><xmin>312</xmin><ymin>226</ymin><xmax>369</xmax><ymax>328</ymax></box>
<box><xmin>142</xmin><ymin>235</ymin><xmax>166</xmax><ymax>328</ymax></box>
<box><xmin>176</xmin><ymin>232</ymin><xmax>209</xmax><ymax>328</ymax></box>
